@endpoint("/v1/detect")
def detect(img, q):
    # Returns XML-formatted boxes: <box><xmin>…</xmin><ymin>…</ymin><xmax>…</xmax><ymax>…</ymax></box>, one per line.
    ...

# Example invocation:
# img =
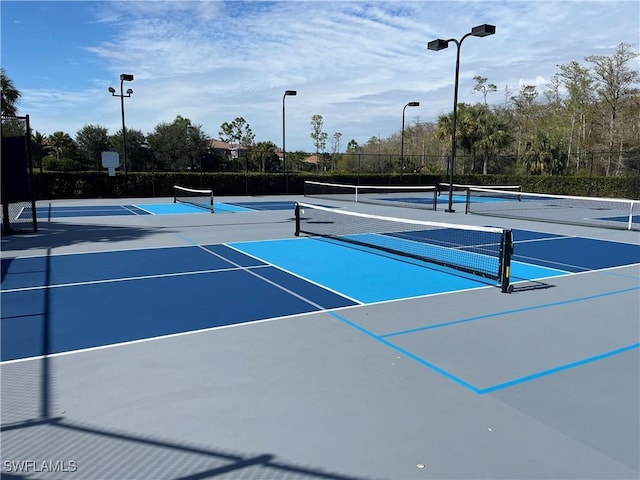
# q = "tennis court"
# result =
<box><xmin>1</xmin><ymin>193</ymin><xmax>638</xmax><ymax>479</ymax></box>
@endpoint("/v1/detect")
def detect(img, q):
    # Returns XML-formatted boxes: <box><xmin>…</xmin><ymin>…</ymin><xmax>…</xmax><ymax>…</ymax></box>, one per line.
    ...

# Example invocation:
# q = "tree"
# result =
<box><xmin>557</xmin><ymin>61</ymin><xmax>594</xmax><ymax>172</ymax></box>
<box><xmin>186</xmin><ymin>124</ymin><xmax>211</xmax><ymax>172</ymax></box>
<box><xmin>251</xmin><ymin>141</ymin><xmax>280</xmax><ymax>172</ymax></box>
<box><xmin>509</xmin><ymin>85</ymin><xmax>540</xmax><ymax>171</ymax></box>
<box><xmin>108</xmin><ymin>128</ymin><xmax>147</xmax><ymax>171</ymax></box>
<box><xmin>331</xmin><ymin>132</ymin><xmax>342</xmax><ymax>155</ymax></box>
<box><xmin>47</xmin><ymin>131</ymin><xmax>76</xmax><ymax>161</ymax></box>
<box><xmin>346</xmin><ymin>139</ymin><xmax>359</xmax><ymax>153</ymax></box>
<box><xmin>31</xmin><ymin>131</ymin><xmax>50</xmax><ymax>173</ymax></box>
<box><xmin>476</xmin><ymin>109</ymin><xmax>512</xmax><ymax>174</ymax></box>
<box><xmin>147</xmin><ymin>120</ymin><xmax>189</xmax><ymax>171</ymax></box>
<box><xmin>310</xmin><ymin>114</ymin><xmax>328</xmax><ymax>170</ymax></box>
<box><xmin>219</xmin><ymin>117</ymin><xmax>255</xmax><ymax>147</ymax></box>
<box><xmin>1</xmin><ymin>68</ymin><xmax>21</xmax><ymax>116</ymax></box>
<box><xmin>330</xmin><ymin>132</ymin><xmax>342</xmax><ymax>170</ymax></box>
<box><xmin>472</xmin><ymin>76</ymin><xmax>497</xmax><ymax>106</ymax></box>
<box><xmin>586</xmin><ymin>42</ymin><xmax>640</xmax><ymax>175</ymax></box>
<box><xmin>144</xmin><ymin>116</ymin><xmax>209</xmax><ymax>172</ymax></box>
<box><xmin>76</xmin><ymin>124</ymin><xmax>109</xmax><ymax>170</ymax></box>
<box><xmin>43</xmin><ymin>131</ymin><xmax>80</xmax><ymax>170</ymax></box>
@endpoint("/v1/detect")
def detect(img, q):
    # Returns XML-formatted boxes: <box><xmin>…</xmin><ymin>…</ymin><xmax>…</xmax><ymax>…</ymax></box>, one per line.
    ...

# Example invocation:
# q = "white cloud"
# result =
<box><xmin>8</xmin><ymin>0</ymin><xmax>639</xmax><ymax>150</ymax></box>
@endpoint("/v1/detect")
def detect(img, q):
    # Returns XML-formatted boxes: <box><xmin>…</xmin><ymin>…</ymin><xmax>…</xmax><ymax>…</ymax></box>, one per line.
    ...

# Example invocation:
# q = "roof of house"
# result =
<box><xmin>209</xmin><ymin>140</ymin><xmax>249</xmax><ymax>150</ymax></box>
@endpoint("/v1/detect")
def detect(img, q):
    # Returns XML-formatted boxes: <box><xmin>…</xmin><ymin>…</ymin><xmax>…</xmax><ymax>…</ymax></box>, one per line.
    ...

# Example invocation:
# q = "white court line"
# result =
<box><xmin>123</xmin><ymin>204</ymin><xmax>155</xmax><ymax>215</ymax></box>
<box><xmin>1</xmin><ymin>264</ymin><xmax>271</xmax><ymax>293</ymax></box>
<box><xmin>1</xmin><ymin>243</ymin><xmax>196</xmax><ymax>259</ymax></box>
<box><xmin>0</xmin><ymin>309</ymin><xmax>333</xmax><ymax>366</ymax></box>
<box><xmin>513</xmin><ymin>235</ymin><xmax>574</xmax><ymax>244</ymax></box>
<box><xmin>129</xmin><ymin>205</ymin><xmax>155</xmax><ymax>216</ymax></box>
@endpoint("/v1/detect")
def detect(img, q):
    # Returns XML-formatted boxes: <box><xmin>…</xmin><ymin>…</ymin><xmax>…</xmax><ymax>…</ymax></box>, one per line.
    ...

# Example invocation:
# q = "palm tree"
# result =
<box><xmin>476</xmin><ymin>109</ymin><xmax>512</xmax><ymax>174</ymax></box>
<box><xmin>437</xmin><ymin>104</ymin><xmax>483</xmax><ymax>174</ymax></box>
<box><xmin>1</xmin><ymin>68</ymin><xmax>21</xmax><ymax>117</ymax></box>
<box><xmin>31</xmin><ymin>131</ymin><xmax>50</xmax><ymax>173</ymax></box>
<box><xmin>48</xmin><ymin>131</ymin><xmax>75</xmax><ymax>160</ymax></box>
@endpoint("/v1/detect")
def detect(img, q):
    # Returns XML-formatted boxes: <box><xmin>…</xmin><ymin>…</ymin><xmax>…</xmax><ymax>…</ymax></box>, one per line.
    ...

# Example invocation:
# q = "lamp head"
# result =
<box><xmin>408</xmin><ymin>102</ymin><xmax>420</xmax><ymax>107</ymax></box>
<box><xmin>285</xmin><ymin>90</ymin><xmax>297</xmax><ymax>96</ymax></box>
<box><xmin>120</xmin><ymin>73</ymin><xmax>134</xmax><ymax>82</ymax></box>
<box><xmin>108</xmin><ymin>86</ymin><xmax>116</xmax><ymax>94</ymax></box>
<box><xmin>471</xmin><ymin>24</ymin><xmax>495</xmax><ymax>37</ymax></box>
<box><xmin>126</xmin><ymin>88</ymin><xmax>133</xmax><ymax>95</ymax></box>
<box><xmin>427</xmin><ymin>39</ymin><xmax>448</xmax><ymax>51</ymax></box>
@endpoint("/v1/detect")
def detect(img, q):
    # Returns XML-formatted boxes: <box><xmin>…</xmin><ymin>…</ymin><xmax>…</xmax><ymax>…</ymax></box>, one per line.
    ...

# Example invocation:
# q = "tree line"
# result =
<box><xmin>346</xmin><ymin>42</ymin><xmax>639</xmax><ymax>178</ymax></box>
<box><xmin>2</xmin><ymin>41</ymin><xmax>638</xmax><ymax>178</ymax></box>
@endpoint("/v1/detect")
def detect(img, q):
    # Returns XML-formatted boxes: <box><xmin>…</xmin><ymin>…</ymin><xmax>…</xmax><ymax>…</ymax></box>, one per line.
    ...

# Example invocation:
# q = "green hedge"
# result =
<box><xmin>32</xmin><ymin>171</ymin><xmax>639</xmax><ymax>200</ymax></box>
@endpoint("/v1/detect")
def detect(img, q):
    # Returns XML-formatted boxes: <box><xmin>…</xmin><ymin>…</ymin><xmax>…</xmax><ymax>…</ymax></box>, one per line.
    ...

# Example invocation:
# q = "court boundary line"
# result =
<box><xmin>0</xmin><ymin>309</ymin><xmax>348</xmax><ymax>366</ymax></box>
<box><xmin>478</xmin><ymin>343</ymin><xmax>640</xmax><ymax>394</ymax></box>
<box><xmin>513</xmin><ymin>235</ymin><xmax>573</xmax><ymax>244</ymax></box>
<box><xmin>0</xmin><ymin>243</ymin><xmax>197</xmax><ymax>260</ymax></box>
<box><xmin>379</xmin><ymin>285</ymin><xmax>640</xmax><ymax>338</ymax></box>
<box><xmin>327</xmin><ymin>309</ymin><xmax>640</xmax><ymax>395</ymax></box>
<box><xmin>512</xmin><ymin>252</ymin><xmax>592</xmax><ymax>272</ymax></box>
<box><xmin>327</xmin><ymin>310</ymin><xmax>482</xmax><ymax>393</ymax></box>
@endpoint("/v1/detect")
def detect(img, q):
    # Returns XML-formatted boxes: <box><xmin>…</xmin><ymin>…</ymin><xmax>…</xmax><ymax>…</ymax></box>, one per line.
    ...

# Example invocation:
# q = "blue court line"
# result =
<box><xmin>327</xmin><ymin>310</ymin><xmax>639</xmax><ymax>395</ymax></box>
<box><xmin>478</xmin><ymin>343</ymin><xmax>640</xmax><ymax>394</ymax></box>
<box><xmin>327</xmin><ymin>311</ymin><xmax>481</xmax><ymax>393</ymax></box>
<box><xmin>380</xmin><ymin>285</ymin><xmax>640</xmax><ymax>338</ymax></box>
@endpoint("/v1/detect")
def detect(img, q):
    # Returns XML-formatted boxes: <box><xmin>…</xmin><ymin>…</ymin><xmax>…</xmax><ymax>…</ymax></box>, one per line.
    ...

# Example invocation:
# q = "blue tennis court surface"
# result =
<box><xmin>2</xmin><ymin>228</ymin><xmax>638</xmax><ymax>363</ymax></box>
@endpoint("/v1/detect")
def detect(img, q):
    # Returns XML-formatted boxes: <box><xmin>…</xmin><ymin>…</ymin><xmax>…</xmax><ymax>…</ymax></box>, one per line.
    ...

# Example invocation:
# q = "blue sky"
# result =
<box><xmin>2</xmin><ymin>0</ymin><xmax>638</xmax><ymax>152</ymax></box>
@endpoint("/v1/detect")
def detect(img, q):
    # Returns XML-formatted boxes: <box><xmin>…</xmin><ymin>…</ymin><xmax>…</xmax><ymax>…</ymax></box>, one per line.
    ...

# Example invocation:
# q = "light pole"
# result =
<box><xmin>282</xmin><ymin>90</ymin><xmax>297</xmax><ymax>193</ymax></box>
<box><xmin>428</xmin><ymin>24</ymin><xmax>495</xmax><ymax>212</ymax></box>
<box><xmin>401</xmin><ymin>101</ymin><xmax>420</xmax><ymax>179</ymax></box>
<box><xmin>108</xmin><ymin>73</ymin><xmax>134</xmax><ymax>180</ymax></box>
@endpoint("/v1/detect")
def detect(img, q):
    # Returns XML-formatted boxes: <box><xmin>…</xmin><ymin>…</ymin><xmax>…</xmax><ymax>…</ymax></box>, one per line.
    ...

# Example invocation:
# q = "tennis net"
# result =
<box><xmin>439</xmin><ymin>182</ymin><xmax>522</xmax><ymax>193</ymax></box>
<box><xmin>173</xmin><ymin>185</ymin><xmax>214</xmax><ymax>213</ymax></box>
<box><xmin>465</xmin><ymin>187</ymin><xmax>640</xmax><ymax>231</ymax></box>
<box><xmin>295</xmin><ymin>202</ymin><xmax>514</xmax><ymax>293</ymax></box>
<box><xmin>304</xmin><ymin>180</ymin><xmax>437</xmax><ymax>210</ymax></box>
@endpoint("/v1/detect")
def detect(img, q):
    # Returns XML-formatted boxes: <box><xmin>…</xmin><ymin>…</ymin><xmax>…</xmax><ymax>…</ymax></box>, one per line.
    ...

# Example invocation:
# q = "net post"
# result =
<box><xmin>499</xmin><ymin>229</ymin><xmax>514</xmax><ymax>293</ymax></box>
<box><xmin>432</xmin><ymin>187</ymin><xmax>438</xmax><ymax>211</ymax></box>
<box><xmin>465</xmin><ymin>188</ymin><xmax>471</xmax><ymax>214</ymax></box>
<box><xmin>627</xmin><ymin>201</ymin><xmax>634</xmax><ymax>231</ymax></box>
<box><xmin>294</xmin><ymin>202</ymin><xmax>301</xmax><ymax>236</ymax></box>
<box><xmin>210</xmin><ymin>190</ymin><xmax>215</xmax><ymax>213</ymax></box>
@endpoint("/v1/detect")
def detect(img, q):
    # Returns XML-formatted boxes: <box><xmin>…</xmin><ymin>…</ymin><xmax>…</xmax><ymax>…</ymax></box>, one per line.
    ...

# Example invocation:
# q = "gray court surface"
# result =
<box><xmin>2</xmin><ymin>195</ymin><xmax>639</xmax><ymax>480</ymax></box>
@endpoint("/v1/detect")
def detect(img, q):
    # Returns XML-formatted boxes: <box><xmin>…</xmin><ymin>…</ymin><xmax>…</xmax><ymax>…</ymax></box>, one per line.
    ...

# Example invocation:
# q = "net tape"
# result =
<box><xmin>465</xmin><ymin>187</ymin><xmax>639</xmax><ymax>231</ymax></box>
<box><xmin>304</xmin><ymin>181</ymin><xmax>437</xmax><ymax>210</ymax></box>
